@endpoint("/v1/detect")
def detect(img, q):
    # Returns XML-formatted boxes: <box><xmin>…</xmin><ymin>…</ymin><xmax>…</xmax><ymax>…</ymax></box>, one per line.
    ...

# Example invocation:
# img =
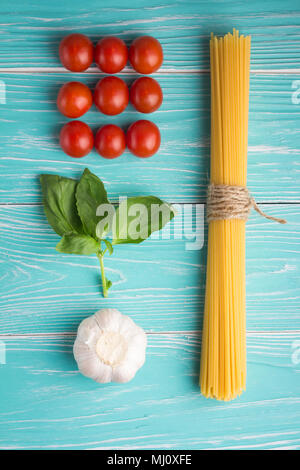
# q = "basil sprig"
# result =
<box><xmin>40</xmin><ymin>168</ymin><xmax>175</xmax><ymax>298</ymax></box>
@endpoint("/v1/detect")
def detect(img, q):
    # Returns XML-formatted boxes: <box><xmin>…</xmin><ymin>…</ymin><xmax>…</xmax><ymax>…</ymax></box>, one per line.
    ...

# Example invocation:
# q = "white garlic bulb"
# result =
<box><xmin>73</xmin><ymin>308</ymin><xmax>147</xmax><ymax>384</ymax></box>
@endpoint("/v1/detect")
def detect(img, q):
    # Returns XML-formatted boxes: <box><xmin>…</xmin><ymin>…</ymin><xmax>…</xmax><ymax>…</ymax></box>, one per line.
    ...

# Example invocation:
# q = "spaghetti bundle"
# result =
<box><xmin>200</xmin><ymin>30</ymin><xmax>251</xmax><ymax>401</ymax></box>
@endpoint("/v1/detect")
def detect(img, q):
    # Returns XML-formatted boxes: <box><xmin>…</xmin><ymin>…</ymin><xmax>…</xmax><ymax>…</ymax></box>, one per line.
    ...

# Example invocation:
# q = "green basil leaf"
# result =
<box><xmin>76</xmin><ymin>168</ymin><xmax>110</xmax><ymax>239</ymax></box>
<box><xmin>106</xmin><ymin>278</ymin><xmax>112</xmax><ymax>290</ymax></box>
<box><xmin>112</xmin><ymin>196</ymin><xmax>175</xmax><ymax>245</ymax></box>
<box><xmin>56</xmin><ymin>233</ymin><xmax>99</xmax><ymax>255</ymax></box>
<box><xmin>40</xmin><ymin>174</ymin><xmax>83</xmax><ymax>236</ymax></box>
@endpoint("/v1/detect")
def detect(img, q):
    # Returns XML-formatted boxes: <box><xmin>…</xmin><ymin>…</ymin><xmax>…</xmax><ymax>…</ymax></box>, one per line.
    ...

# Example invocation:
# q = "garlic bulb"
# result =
<box><xmin>73</xmin><ymin>308</ymin><xmax>147</xmax><ymax>383</ymax></box>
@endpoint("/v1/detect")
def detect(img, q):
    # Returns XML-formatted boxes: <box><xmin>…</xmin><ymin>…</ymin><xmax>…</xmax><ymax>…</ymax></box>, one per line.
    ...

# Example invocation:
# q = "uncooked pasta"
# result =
<box><xmin>200</xmin><ymin>30</ymin><xmax>251</xmax><ymax>401</ymax></box>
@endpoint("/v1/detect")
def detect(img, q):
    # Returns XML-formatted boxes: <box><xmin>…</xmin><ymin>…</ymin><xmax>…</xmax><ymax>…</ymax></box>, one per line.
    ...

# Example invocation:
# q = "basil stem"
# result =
<box><xmin>97</xmin><ymin>251</ymin><xmax>108</xmax><ymax>298</ymax></box>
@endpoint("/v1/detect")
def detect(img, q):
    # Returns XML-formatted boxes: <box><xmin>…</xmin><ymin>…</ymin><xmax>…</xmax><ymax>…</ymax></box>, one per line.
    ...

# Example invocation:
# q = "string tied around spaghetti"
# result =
<box><xmin>207</xmin><ymin>184</ymin><xmax>287</xmax><ymax>224</ymax></box>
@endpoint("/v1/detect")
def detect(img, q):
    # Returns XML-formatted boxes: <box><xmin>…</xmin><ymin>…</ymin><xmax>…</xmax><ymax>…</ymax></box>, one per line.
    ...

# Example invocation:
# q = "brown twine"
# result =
<box><xmin>207</xmin><ymin>184</ymin><xmax>287</xmax><ymax>224</ymax></box>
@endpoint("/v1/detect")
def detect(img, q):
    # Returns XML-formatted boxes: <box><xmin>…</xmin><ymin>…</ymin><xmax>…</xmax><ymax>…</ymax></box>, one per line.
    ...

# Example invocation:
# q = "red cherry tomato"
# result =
<box><xmin>57</xmin><ymin>82</ymin><xmax>93</xmax><ymax>118</ymax></box>
<box><xmin>59</xmin><ymin>33</ymin><xmax>93</xmax><ymax>72</ymax></box>
<box><xmin>126</xmin><ymin>120</ymin><xmax>161</xmax><ymax>158</ymax></box>
<box><xmin>130</xmin><ymin>77</ymin><xmax>163</xmax><ymax>113</ymax></box>
<box><xmin>129</xmin><ymin>36</ymin><xmax>163</xmax><ymax>74</ymax></box>
<box><xmin>95</xmin><ymin>124</ymin><xmax>126</xmax><ymax>159</ymax></box>
<box><xmin>94</xmin><ymin>76</ymin><xmax>129</xmax><ymax>115</ymax></box>
<box><xmin>60</xmin><ymin>121</ymin><xmax>94</xmax><ymax>158</ymax></box>
<box><xmin>95</xmin><ymin>36</ymin><xmax>128</xmax><ymax>74</ymax></box>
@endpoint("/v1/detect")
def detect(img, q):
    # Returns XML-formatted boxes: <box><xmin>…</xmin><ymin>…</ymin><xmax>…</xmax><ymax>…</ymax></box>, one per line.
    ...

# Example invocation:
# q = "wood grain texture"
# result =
<box><xmin>0</xmin><ymin>73</ymin><xmax>299</xmax><ymax>203</ymax></box>
<box><xmin>0</xmin><ymin>0</ymin><xmax>299</xmax><ymax>451</ymax></box>
<box><xmin>0</xmin><ymin>332</ymin><xmax>299</xmax><ymax>450</ymax></box>
<box><xmin>0</xmin><ymin>204</ymin><xmax>299</xmax><ymax>334</ymax></box>
<box><xmin>0</xmin><ymin>0</ymin><xmax>300</xmax><ymax>70</ymax></box>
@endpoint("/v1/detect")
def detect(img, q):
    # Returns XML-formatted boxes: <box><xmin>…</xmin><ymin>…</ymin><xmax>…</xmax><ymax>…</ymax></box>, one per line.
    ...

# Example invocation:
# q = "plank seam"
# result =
<box><xmin>1</xmin><ymin>202</ymin><xmax>300</xmax><ymax>206</ymax></box>
<box><xmin>0</xmin><ymin>67</ymin><xmax>300</xmax><ymax>75</ymax></box>
<box><xmin>0</xmin><ymin>330</ymin><xmax>299</xmax><ymax>339</ymax></box>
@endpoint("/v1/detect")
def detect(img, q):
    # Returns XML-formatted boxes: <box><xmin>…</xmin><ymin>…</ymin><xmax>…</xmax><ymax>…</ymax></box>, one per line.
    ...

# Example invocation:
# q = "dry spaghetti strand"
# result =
<box><xmin>200</xmin><ymin>30</ymin><xmax>251</xmax><ymax>401</ymax></box>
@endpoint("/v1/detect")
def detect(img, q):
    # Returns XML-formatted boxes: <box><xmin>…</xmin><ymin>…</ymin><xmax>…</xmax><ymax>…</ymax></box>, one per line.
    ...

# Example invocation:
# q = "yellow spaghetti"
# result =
<box><xmin>200</xmin><ymin>30</ymin><xmax>251</xmax><ymax>401</ymax></box>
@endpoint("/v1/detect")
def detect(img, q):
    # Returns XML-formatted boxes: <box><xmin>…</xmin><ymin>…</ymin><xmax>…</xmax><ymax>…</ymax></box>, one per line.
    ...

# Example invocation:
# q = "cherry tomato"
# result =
<box><xmin>94</xmin><ymin>76</ymin><xmax>129</xmax><ymax>115</ymax></box>
<box><xmin>59</xmin><ymin>33</ymin><xmax>93</xmax><ymax>72</ymax></box>
<box><xmin>130</xmin><ymin>77</ymin><xmax>163</xmax><ymax>113</ymax></box>
<box><xmin>126</xmin><ymin>120</ymin><xmax>161</xmax><ymax>158</ymax></box>
<box><xmin>95</xmin><ymin>36</ymin><xmax>128</xmax><ymax>74</ymax></box>
<box><xmin>95</xmin><ymin>124</ymin><xmax>126</xmax><ymax>159</ymax></box>
<box><xmin>57</xmin><ymin>82</ymin><xmax>93</xmax><ymax>118</ymax></box>
<box><xmin>60</xmin><ymin>121</ymin><xmax>94</xmax><ymax>158</ymax></box>
<box><xmin>129</xmin><ymin>36</ymin><xmax>163</xmax><ymax>74</ymax></box>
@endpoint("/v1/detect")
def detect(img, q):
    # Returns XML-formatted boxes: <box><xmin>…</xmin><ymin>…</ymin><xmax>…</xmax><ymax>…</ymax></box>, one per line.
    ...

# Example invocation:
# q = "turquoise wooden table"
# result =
<box><xmin>0</xmin><ymin>0</ymin><xmax>299</xmax><ymax>450</ymax></box>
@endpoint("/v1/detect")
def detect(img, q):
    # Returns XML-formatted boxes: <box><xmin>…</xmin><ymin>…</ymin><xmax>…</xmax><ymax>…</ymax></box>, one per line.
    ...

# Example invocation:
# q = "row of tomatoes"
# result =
<box><xmin>60</xmin><ymin>120</ymin><xmax>160</xmax><ymax>159</ymax></box>
<box><xmin>57</xmin><ymin>76</ymin><xmax>163</xmax><ymax>118</ymax></box>
<box><xmin>59</xmin><ymin>34</ymin><xmax>163</xmax><ymax>75</ymax></box>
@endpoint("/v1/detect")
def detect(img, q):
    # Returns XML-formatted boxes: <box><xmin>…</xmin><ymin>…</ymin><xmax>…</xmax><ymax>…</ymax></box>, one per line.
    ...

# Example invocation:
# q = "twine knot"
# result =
<box><xmin>207</xmin><ymin>184</ymin><xmax>286</xmax><ymax>224</ymax></box>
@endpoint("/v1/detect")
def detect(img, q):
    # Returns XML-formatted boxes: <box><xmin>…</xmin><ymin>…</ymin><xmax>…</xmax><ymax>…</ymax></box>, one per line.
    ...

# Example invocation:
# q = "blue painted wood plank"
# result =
<box><xmin>0</xmin><ymin>0</ymin><xmax>300</xmax><ymax>70</ymax></box>
<box><xmin>0</xmin><ymin>73</ymin><xmax>299</xmax><ymax>203</ymax></box>
<box><xmin>0</xmin><ymin>0</ymin><xmax>299</xmax><ymax>451</ymax></box>
<box><xmin>0</xmin><ymin>204</ymin><xmax>299</xmax><ymax>334</ymax></box>
<box><xmin>0</xmin><ymin>332</ymin><xmax>299</xmax><ymax>450</ymax></box>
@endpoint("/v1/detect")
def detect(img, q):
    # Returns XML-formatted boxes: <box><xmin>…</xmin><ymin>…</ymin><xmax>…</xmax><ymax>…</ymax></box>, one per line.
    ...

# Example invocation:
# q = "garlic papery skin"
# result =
<box><xmin>73</xmin><ymin>308</ymin><xmax>147</xmax><ymax>384</ymax></box>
